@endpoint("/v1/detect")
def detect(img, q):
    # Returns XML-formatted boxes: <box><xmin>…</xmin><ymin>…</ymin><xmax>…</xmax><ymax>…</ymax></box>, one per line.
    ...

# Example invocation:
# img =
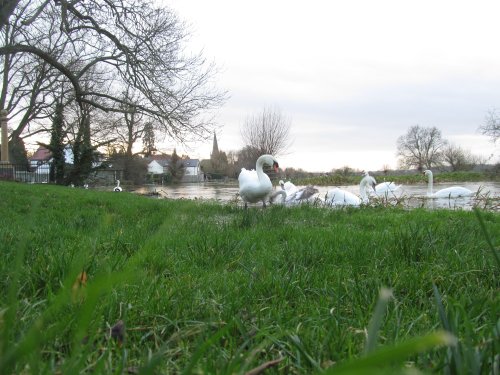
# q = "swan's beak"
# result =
<box><xmin>273</xmin><ymin>161</ymin><xmax>279</xmax><ymax>173</ymax></box>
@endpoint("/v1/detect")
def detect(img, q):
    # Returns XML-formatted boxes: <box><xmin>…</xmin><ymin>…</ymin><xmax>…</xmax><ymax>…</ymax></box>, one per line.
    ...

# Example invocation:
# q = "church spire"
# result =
<box><xmin>211</xmin><ymin>132</ymin><xmax>219</xmax><ymax>158</ymax></box>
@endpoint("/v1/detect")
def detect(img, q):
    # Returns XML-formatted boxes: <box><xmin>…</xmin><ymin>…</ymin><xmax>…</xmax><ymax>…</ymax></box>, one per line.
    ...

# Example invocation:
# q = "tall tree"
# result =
<box><xmin>241</xmin><ymin>107</ymin><xmax>292</xmax><ymax>157</ymax></box>
<box><xmin>142</xmin><ymin>122</ymin><xmax>156</xmax><ymax>157</ymax></box>
<box><xmin>396</xmin><ymin>125</ymin><xmax>447</xmax><ymax>171</ymax></box>
<box><xmin>1</xmin><ymin>0</ymin><xmax>225</xmax><ymax>167</ymax></box>
<box><xmin>48</xmin><ymin>102</ymin><xmax>65</xmax><ymax>184</ymax></box>
<box><xmin>442</xmin><ymin>144</ymin><xmax>482</xmax><ymax>171</ymax></box>
<box><xmin>167</xmin><ymin>148</ymin><xmax>185</xmax><ymax>182</ymax></box>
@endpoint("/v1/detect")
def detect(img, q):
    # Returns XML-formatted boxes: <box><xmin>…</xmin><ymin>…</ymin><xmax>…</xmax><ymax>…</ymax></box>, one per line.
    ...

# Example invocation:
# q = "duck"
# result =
<box><xmin>423</xmin><ymin>170</ymin><xmax>474</xmax><ymax>198</ymax></box>
<box><xmin>274</xmin><ymin>180</ymin><xmax>319</xmax><ymax>205</ymax></box>
<box><xmin>325</xmin><ymin>174</ymin><xmax>376</xmax><ymax>206</ymax></box>
<box><xmin>114</xmin><ymin>180</ymin><xmax>123</xmax><ymax>192</ymax></box>
<box><xmin>238</xmin><ymin>154</ymin><xmax>279</xmax><ymax>208</ymax></box>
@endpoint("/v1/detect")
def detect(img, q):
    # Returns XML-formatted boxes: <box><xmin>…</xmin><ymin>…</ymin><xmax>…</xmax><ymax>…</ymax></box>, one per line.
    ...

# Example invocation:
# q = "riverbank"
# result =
<box><xmin>0</xmin><ymin>181</ymin><xmax>498</xmax><ymax>373</ymax></box>
<box><xmin>295</xmin><ymin>170</ymin><xmax>500</xmax><ymax>186</ymax></box>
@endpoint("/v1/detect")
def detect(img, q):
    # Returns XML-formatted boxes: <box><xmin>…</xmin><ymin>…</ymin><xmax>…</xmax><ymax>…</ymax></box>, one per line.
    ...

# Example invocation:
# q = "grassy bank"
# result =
<box><xmin>0</xmin><ymin>181</ymin><xmax>498</xmax><ymax>374</ymax></box>
<box><xmin>296</xmin><ymin>170</ymin><xmax>500</xmax><ymax>186</ymax></box>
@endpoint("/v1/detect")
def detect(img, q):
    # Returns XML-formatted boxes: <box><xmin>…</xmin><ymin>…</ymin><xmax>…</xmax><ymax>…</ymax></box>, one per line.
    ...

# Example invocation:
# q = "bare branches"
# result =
<box><xmin>1</xmin><ymin>0</ymin><xmax>226</xmax><ymax>149</ymax></box>
<box><xmin>241</xmin><ymin>107</ymin><xmax>292</xmax><ymax>157</ymax></box>
<box><xmin>396</xmin><ymin>125</ymin><xmax>447</xmax><ymax>171</ymax></box>
<box><xmin>480</xmin><ymin>109</ymin><xmax>500</xmax><ymax>143</ymax></box>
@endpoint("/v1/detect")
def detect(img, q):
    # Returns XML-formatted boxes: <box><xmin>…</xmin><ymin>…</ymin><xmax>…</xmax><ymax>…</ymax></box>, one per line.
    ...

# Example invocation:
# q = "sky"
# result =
<box><xmin>164</xmin><ymin>0</ymin><xmax>499</xmax><ymax>172</ymax></box>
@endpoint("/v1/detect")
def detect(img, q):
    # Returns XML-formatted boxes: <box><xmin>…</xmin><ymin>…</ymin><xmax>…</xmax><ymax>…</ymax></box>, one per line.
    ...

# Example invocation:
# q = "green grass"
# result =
<box><xmin>0</xmin><ymin>181</ymin><xmax>498</xmax><ymax>374</ymax></box>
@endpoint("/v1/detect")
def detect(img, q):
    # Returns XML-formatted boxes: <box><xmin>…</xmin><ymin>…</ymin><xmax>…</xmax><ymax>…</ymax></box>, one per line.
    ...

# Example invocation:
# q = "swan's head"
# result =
<box><xmin>258</xmin><ymin>154</ymin><xmax>279</xmax><ymax>173</ymax></box>
<box><xmin>423</xmin><ymin>170</ymin><xmax>432</xmax><ymax>177</ymax></box>
<box><xmin>278</xmin><ymin>180</ymin><xmax>285</xmax><ymax>189</ymax></box>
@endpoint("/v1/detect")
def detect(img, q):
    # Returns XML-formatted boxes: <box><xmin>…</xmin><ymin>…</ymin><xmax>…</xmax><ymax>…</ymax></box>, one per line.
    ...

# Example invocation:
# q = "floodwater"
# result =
<box><xmin>133</xmin><ymin>181</ymin><xmax>500</xmax><ymax>211</ymax></box>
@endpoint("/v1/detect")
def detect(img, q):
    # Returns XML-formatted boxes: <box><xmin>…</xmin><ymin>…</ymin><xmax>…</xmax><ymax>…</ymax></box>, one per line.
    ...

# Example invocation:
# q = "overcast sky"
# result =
<box><xmin>165</xmin><ymin>0</ymin><xmax>499</xmax><ymax>172</ymax></box>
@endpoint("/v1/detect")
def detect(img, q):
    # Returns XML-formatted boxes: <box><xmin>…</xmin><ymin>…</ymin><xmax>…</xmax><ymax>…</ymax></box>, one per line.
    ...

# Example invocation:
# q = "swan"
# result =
<box><xmin>238</xmin><ymin>154</ymin><xmax>279</xmax><ymax>208</ymax></box>
<box><xmin>280</xmin><ymin>180</ymin><xmax>299</xmax><ymax>196</ymax></box>
<box><xmin>275</xmin><ymin>180</ymin><xmax>319</xmax><ymax>205</ymax></box>
<box><xmin>325</xmin><ymin>174</ymin><xmax>376</xmax><ymax>206</ymax></box>
<box><xmin>375</xmin><ymin>181</ymin><xmax>402</xmax><ymax>195</ymax></box>
<box><xmin>362</xmin><ymin>172</ymin><xmax>402</xmax><ymax>197</ymax></box>
<box><xmin>423</xmin><ymin>170</ymin><xmax>474</xmax><ymax>198</ymax></box>
<box><xmin>114</xmin><ymin>180</ymin><xmax>123</xmax><ymax>192</ymax></box>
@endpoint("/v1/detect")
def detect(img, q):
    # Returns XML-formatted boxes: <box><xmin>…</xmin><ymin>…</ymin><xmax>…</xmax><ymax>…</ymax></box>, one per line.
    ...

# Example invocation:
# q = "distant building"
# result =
<box><xmin>182</xmin><ymin>159</ymin><xmax>203</xmax><ymax>182</ymax></box>
<box><xmin>146</xmin><ymin>155</ymin><xmax>203</xmax><ymax>182</ymax></box>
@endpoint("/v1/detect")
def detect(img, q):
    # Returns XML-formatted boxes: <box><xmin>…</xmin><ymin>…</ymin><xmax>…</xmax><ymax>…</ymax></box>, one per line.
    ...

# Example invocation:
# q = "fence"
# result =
<box><xmin>0</xmin><ymin>163</ymin><xmax>50</xmax><ymax>183</ymax></box>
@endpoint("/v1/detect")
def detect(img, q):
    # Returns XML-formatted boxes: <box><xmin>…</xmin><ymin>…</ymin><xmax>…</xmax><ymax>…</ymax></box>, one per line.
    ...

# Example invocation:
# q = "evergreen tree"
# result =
<box><xmin>167</xmin><ymin>148</ymin><xmax>185</xmax><ymax>182</ymax></box>
<box><xmin>48</xmin><ymin>102</ymin><xmax>65</xmax><ymax>184</ymax></box>
<box><xmin>142</xmin><ymin>122</ymin><xmax>156</xmax><ymax>157</ymax></box>
<box><xmin>69</xmin><ymin>109</ymin><xmax>94</xmax><ymax>185</ymax></box>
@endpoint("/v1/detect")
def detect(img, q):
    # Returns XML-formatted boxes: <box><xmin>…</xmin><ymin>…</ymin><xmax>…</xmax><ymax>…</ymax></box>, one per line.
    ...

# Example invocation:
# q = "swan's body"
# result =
<box><xmin>114</xmin><ymin>180</ymin><xmax>123</xmax><ymax>192</ymax></box>
<box><xmin>423</xmin><ymin>170</ymin><xmax>474</xmax><ymax>198</ymax></box>
<box><xmin>238</xmin><ymin>154</ymin><xmax>279</xmax><ymax>208</ymax></box>
<box><xmin>375</xmin><ymin>181</ymin><xmax>401</xmax><ymax>194</ymax></box>
<box><xmin>325</xmin><ymin>174</ymin><xmax>376</xmax><ymax>206</ymax></box>
<box><xmin>274</xmin><ymin>180</ymin><xmax>319</xmax><ymax>204</ymax></box>
<box><xmin>362</xmin><ymin>172</ymin><xmax>401</xmax><ymax>197</ymax></box>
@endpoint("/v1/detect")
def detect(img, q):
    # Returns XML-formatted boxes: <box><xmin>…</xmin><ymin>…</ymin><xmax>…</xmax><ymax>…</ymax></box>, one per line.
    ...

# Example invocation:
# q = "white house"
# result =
<box><xmin>147</xmin><ymin>159</ymin><xmax>169</xmax><ymax>175</ymax></box>
<box><xmin>182</xmin><ymin>159</ymin><xmax>203</xmax><ymax>182</ymax></box>
<box><xmin>146</xmin><ymin>157</ymin><xmax>202</xmax><ymax>182</ymax></box>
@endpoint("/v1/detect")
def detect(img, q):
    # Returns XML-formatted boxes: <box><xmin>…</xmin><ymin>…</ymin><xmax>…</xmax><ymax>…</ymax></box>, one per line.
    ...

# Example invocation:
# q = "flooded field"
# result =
<box><xmin>133</xmin><ymin>181</ymin><xmax>500</xmax><ymax>211</ymax></box>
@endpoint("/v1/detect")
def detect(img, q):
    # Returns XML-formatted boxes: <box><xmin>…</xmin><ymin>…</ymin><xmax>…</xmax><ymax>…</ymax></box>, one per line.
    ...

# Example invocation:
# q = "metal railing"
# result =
<box><xmin>0</xmin><ymin>163</ymin><xmax>50</xmax><ymax>183</ymax></box>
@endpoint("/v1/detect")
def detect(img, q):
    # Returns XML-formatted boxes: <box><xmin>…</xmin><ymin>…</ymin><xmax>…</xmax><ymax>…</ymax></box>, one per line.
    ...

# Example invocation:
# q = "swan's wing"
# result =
<box><xmin>326</xmin><ymin>188</ymin><xmax>360</xmax><ymax>205</ymax></box>
<box><xmin>434</xmin><ymin>186</ymin><xmax>474</xmax><ymax>198</ymax></box>
<box><xmin>295</xmin><ymin>185</ymin><xmax>319</xmax><ymax>201</ymax></box>
<box><xmin>238</xmin><ymin>168</ymin><xmax>273</xmax><ymax>203</ymax></box>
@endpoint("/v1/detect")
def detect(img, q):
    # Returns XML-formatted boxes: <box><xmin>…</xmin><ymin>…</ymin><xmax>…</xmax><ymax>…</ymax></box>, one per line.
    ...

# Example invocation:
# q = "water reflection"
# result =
<box><xmin>134</xmin><ymin>181</ymin><xmax>500</xmax><ymax>211</ymax></box>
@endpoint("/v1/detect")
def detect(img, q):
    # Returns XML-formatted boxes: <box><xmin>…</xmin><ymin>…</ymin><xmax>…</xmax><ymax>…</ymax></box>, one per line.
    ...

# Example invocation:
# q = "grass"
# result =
<box><xmin>0</xmin><ymin>181</ymin><xmax>498</xmax><ymax>374</ymax></box>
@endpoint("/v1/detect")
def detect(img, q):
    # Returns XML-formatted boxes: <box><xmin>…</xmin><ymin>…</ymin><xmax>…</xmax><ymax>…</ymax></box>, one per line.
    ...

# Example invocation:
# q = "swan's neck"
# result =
<box><xmin>255</xmin><ymin>156</ymin><xmax>267</xmax><ymax>181</ymax></box>
<box><xmin>427</xmin><ymin>173</ymin><xmax>433</xmax><ymax>196</ymax></box>
<box><xmin>360</xmin><ymin>181</ymin><xmax>368</xmax><ymax>200</ymax></box>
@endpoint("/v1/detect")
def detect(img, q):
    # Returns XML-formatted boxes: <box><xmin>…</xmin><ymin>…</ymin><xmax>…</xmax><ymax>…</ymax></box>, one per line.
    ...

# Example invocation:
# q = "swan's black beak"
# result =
<box><xmin>273</xmin><ymin>161</ymin><xmax>279</xmax><ymax>173</ymax></box>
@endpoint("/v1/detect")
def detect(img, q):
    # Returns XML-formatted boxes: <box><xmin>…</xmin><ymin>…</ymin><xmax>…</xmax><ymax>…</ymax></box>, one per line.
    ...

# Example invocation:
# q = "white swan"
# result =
<box><xmin>362</xmin><ymin>172</ymin><xmax>402</xmax><ymax>197</ymax></box>
<box><xmin>238</xmin><ymin>154</ymin><xmax>279</xmax><ymax>208</ymax></box>
<box><xmin>375</xmin><ymin>181</ymin><xmax>401</xmax><ymax>195</ymax></box>
<box><xmin>374</xmin><ymin>181</ymin><xmax>402</xmax><ymax>198</ymax></box>
<box><xmin>114</xmin><ymin>180</ymin><xmax>123</xmax><ymax>192</ymax></box>
<box><xmin>423</xmin><ymin>170</ymin><xmax>474</xmax><ymax>198</ymax></box>
<box><xmin>273</xmin><ymin>180</ymin><xmax>319</xmax><ymax>205</ymax></box>
<box><xmin>325</xmin><ymin>174</ymin><xmax>376</xmax><ymax>206</ymax></box>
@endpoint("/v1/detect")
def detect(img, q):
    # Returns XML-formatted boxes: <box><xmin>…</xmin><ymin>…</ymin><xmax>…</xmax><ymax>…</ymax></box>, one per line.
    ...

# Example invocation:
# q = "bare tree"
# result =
<box><xmin>443</xmin><ymin>143</ymin><xmax>483</xmax><ymax>171</ymax></box>
<box><xmin>396</xmin><ymin>125</ymin><xmax>447</xmax><ymax>171</ymax></box>
<box><xmin>1</xmin><ymin>0</ymin><xmax>226</xmax><ymax>156</ymax></box>
<box><xmin>480</xmin><ymin>109</ymin><xmax>500</xmax><ymax>143</ymax></box>
<box><xmin>241</xmin><ymin>107</ymin><xmax>292</xmax><ymax>158</ymax></box>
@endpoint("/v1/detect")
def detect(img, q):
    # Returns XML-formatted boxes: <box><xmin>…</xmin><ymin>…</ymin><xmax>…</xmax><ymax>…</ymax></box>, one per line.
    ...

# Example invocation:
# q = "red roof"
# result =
<box><xmin>30</xmin><ymin>147</ymin><xmax>52</xmax><ymax>161</ymax></box>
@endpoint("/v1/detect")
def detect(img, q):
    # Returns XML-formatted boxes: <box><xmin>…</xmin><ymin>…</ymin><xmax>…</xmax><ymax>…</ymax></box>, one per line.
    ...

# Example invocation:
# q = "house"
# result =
<box><xmin>146</xmin><ymin>155</ymin><xmax>203</xmax><ymax>182</ymax></box>
<box><xmin>182</xmin><ymin>159</ymin><xmax>203</xmax><ymax>182</ymax></box>
<box><xmin>29</xmin><ymin>147</ymin><xmax>52</xmax><ymax>169</ymax></box>
<box><xmin>30</xmin><ymin>146</ymin><xmax>75</xmax><ymax>170</ymax></box>
<box><xmin>147</xmin><ymin>159</ymin><xmax>169</xmax><ymax>175</ymax></box>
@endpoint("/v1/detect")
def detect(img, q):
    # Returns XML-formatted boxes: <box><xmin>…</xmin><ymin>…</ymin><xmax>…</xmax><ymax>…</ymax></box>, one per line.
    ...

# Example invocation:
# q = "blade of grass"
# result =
<box><xmin>363</xmin><ymin>287</ymin><xmax>393</xmax><ymax>355</ymax></box>
<box><xmin>325</xmin><ymin>330</ymin><xmax>456</xmax><ymax>374</ymax></box>
<box><xmin>474</xmin><ymin>208</ymin><xmax>500</xmax><ymax>269</ymax></box>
